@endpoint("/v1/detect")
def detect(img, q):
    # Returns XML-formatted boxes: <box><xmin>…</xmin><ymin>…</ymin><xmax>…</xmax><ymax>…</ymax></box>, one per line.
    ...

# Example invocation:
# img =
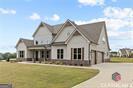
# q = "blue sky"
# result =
<box><xmin>0</xmin><ymin>0</ymin><xmax>133</xmax><ymax>53</ymax></box>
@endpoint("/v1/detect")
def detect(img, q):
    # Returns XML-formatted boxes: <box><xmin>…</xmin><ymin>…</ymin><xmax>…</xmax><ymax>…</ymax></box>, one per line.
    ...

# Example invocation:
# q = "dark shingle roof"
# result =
<box><xmin>16</xmin><ymin>38</ymin><xmax>34</xmax><ymax>48</ymax></box>
<box><xmin>33</xmin><ymin>20</ymin><xmax>107</xmax><ymax>44</ymax></box>
<box><xmin>52</xmin><ymin>24</ymin><xmax>63</xmax><ymax>34</ymax></box>
<box><xmin>77</xmin><ymin>22</ymin><xmax>105</xmax><ymax>44</ymax></box>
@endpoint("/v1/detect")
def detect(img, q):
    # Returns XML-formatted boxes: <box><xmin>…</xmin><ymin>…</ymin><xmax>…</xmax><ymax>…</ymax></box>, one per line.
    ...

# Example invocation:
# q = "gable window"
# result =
<box><xmin>19</xmin><ymin>51</ymin><xmax>24</xmax><ymax>58</ymax></box>
<box><xmin>57</xmin><ymin>49</ymin><xmax>64</xmax><ymax>59</ymax></box>
<box><xmin>71</xmin><ymin>48</ymin><xmax>84</xmax><ymax>60</ymax></box>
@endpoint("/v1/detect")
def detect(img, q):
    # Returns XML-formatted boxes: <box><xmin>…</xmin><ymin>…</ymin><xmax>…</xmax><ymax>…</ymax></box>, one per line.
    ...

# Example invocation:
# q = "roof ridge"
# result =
<box><xmin>78</xmin><ymin>21</ymin><xmax>105</xmax><ymax>26</ymax></box>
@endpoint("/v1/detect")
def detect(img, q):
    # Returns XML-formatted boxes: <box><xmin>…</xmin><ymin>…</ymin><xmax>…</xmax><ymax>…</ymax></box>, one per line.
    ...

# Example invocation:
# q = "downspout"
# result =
<box><xmin>89</xmin><ymin>42</ymin><xmax>91</xmax><ymax>66</ymax></box>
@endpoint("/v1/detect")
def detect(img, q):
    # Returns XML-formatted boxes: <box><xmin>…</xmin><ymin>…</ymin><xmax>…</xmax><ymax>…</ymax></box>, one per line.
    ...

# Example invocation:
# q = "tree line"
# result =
<box><xmin>0</xmin><ymin>52</ymin><xmax>16</xmax><ymax>60</ymax></box>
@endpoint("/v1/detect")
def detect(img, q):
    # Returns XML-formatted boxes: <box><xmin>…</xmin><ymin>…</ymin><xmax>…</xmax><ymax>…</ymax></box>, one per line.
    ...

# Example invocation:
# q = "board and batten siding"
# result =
<box><xmin>91</xmin><ymin>26</ymin><xmax>110</xmax><ymax>59</ymax></box>
<box><xmin>67</xmin><ymin>33</ymin><xmax>89</xmax><ymax>60</ymax></box>
<box><xmin>16</xmin><ymin>42</ymin><xmax>27</xmax><ymax>58</ymax></box>
<box><xmin>34</xmin><ymin>26</ymin><xmax>53</xmax><ymax>45</ymax></box>
<box><xmin>16</xmin><ymin>42</ymin><xmax>32</xmax><ymax>59</ymax></box>
<box><xmin>55</xmin><ymin>26</ymin><xmax>75</xmax><ymax>42</ymax></box>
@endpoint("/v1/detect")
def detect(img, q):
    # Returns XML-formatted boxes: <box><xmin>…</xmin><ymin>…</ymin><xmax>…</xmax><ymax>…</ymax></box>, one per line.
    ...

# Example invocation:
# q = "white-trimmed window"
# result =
<box><xmin>41</xmin><ymin>51</ymin><xmax>44</xmax><ymax>58</ymax></box>
<box><xmin>57</xmin><ymin>49</ymin><xmax>64</xmax><ymax>59</ymax></box>
<box><xmin>19</xmin><ymin>51</ymin><xmax>24</xmax><ymax>58</ymax></box>
<box><xmin>71</xmin><ymin>48</ymin><xmax>84</xmax><ymax>60</ymax></box>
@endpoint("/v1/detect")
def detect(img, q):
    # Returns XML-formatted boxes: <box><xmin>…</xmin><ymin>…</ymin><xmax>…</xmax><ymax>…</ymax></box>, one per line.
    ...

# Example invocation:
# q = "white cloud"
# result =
<box><xmin>0</xmin><ymin>8</ymin><xmax>16</xmax><ymax>15</ymax></box>
<box><xmin>29</xmin><ymin>13</ymin><xmax>41</xmax><ymax>20</ymax></box>
<box><xmin>104</xmin><ymin>6</ymin><xmax>133</xmax><ymax>19</ymax></box>
<box><xmin>44</xmin><ymin>14</ymin><xmax>60</xmax><ymax>21</ymax></box>
<box><xmin>50</xmin><ymin>14</ymin><xmax>60</xmax><ymax>21</ymax></box>
<box><xmin>78</xmin><ymin>0</ymin><xmax>104</xmax><ymax>6</ymax></box>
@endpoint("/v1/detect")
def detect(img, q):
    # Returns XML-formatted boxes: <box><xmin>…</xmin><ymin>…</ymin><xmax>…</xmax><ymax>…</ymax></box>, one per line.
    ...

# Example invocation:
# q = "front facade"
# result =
<box><xmin>16</xmin><ymin>19</ymin><xmax>110</xmax><ymax>66</ymax></box>
<box><xmin>118</xmin><ymin>48</ymin><xmax>133</xmax><ymax>58</ymax></box>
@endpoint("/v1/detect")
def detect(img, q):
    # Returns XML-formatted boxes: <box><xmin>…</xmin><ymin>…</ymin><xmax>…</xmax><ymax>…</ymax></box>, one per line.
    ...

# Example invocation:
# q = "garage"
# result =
<box><xmin>91</xmin><ymin>50</ymin><xmax>104</xmax><ymax>65</ymax></box>
<box><xmin>91</xmin><ymin>50</ymin><xmax>97</xmax><ymax>65</ymax></box>
<box><xmin>96</xmin><ymin>52</ymin><xmax>104</xmax><ymax>64</ymax></box>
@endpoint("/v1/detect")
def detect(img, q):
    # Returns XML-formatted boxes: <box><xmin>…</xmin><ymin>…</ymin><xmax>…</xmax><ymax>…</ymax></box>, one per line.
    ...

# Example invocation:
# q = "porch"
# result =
<box><xmin>28</xmin><ymin>45</ymin><xmax>51</xmax><ymax>63</ymax></box>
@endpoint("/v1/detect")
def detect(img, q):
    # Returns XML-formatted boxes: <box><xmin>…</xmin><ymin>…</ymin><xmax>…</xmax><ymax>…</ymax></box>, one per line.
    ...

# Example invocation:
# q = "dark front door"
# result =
<box><xmin>94</xmin><ymin>51</ymin><xmax>97</xmax><ymax>64</ymax></box>
<box><xmin>102</xmin><ymin>52</ymin><xmax>104</xmax><ymax>62</ymax></box>
<box><xmin>35</xmin><ymin>51</ymin><xmax>38</xmax><ymax>61</ymax></box>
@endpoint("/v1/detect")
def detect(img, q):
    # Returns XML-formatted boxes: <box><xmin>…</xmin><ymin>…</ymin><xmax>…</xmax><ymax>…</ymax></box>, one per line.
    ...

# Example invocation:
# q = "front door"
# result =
<box><xmin>35</xmin><ymin>51</ymin><xmax>38</xmax><ymax>61</ymax></box>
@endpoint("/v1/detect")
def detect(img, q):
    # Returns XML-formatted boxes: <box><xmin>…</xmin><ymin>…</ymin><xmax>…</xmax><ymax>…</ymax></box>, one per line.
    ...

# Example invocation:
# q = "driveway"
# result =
<box><xmin>73</xmin><ymin>63</ymin><xmax>133</xmax><ymax>88</ymax></box>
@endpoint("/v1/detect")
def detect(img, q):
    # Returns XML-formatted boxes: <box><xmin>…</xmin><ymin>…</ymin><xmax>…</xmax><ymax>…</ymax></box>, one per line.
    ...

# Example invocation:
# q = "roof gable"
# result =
<box><xmin>77</xmin><ymin>21</ymin><xmax>105</xmax><ymax>44</ymax></box>
<box><xmin>52</xmin><ymin>19</ymin><xmax>77</xmax><ymax>43</ymax></box>
<box><xmin>16</xmin><ymin>38</ymin><xmax>33</xmax><ymax>48</ymax></box>
<box><xmin>32</xmin><ymin>22</ymin><xmax>54</xmax><ymax>37</ymax></box>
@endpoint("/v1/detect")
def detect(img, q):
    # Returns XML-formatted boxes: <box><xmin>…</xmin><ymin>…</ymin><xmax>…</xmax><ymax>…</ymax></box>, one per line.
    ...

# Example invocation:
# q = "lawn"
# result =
<box><xmin>0</xmin><ymin>62</ymin><xmax>99</xmax><ymax>88</ymax></box>
<box><xmin>111</xmin><ymin>57</ymin><xmax>133</xmax><ymax>63</ymax></box>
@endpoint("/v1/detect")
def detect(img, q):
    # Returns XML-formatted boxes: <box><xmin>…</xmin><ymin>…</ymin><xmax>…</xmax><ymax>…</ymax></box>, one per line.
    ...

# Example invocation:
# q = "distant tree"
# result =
<box><xmin>2</xmin><ymin>52</ymin><xmax>16</xmax><ymax>61</ymax></box>
<box><xmin>0</xmin><ymin>53</ymin><xmax>4</xmax><ymax>60</ymax></box>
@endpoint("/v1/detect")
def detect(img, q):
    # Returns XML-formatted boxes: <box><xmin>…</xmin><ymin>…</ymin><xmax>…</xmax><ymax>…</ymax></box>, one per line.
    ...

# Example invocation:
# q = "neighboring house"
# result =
<box><xmin>118</xmin><ymin>48</ymin><xmax>133</xmax><ymax>58</ymax></box>
<box><xmin>16</xmin><ymin>19</ymin><xmax>110</xmax><ymax>66</ymax></box>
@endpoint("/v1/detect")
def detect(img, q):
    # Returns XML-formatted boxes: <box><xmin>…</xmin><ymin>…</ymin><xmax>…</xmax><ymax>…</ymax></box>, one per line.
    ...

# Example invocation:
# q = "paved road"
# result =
<box><xmin>73</xmin><ymin>63</ymin><xmax>133</xmax><ymax>88</ymax></box>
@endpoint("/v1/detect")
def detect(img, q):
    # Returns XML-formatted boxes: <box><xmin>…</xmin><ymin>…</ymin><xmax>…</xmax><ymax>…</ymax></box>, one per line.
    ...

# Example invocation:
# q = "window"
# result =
<box><xmin>46</xmin><ymin>51</ymin><xmax>49</xmax><ymax>58</ymax></box>
<box><xmin>78</xmin><ymin>48</ymin><xmax>81</xmax><ymax>59</ymax></box>
<box><xmin>71</xmin><ymin>48</ymin><xmax>84</xmax><ymax>60</ymax></box>
<box><xmin>19</xmin><ymin>51</ymin><xmax>24</xmax><ymax>58</ymax></box>
<box><xmin>36</xmin><ymin>41</ymin><xmax>38</xmax><ymax>45</ymax></box>
<box><xmin>41</xmin><ymin>51</ymin><xmax>44</xmax><ymax>58</ymax></box>
<box><xmin>57</xmin><ymin>49</ymin><xmax>64</xmax><ymax>59</ymax></box>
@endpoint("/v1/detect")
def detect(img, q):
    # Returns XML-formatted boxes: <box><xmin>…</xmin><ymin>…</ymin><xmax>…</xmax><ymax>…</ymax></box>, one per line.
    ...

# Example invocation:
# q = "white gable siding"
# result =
<box><xmin>55</xmin><ymin>26</ymin><xmax>75</xmax><ymax>42</ymax></box>
<box><xmin>16</xmin><ymin>42</ymin><xmax>27</xmax><ymax>58</ymax></box>
<box><xmin>34</xmin><ymin>26</ymin><xmax>52</xmax><ymax>45</ymax></box>
<box><xmin>67</xmin><ymin>33</ymin><xmax>89</xmax><ymax>60</ymax></box>
<box><xmin>91</xmin><ymin>26</ymin><xmax>110</xmax><ymax>59</ymax></box>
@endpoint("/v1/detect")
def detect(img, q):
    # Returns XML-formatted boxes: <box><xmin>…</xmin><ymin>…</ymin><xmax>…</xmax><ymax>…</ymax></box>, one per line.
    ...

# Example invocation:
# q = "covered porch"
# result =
<box><xmin>28</xmin><ymin>45</ymin><xmax>51</xmax><ymax>63</ymax></box>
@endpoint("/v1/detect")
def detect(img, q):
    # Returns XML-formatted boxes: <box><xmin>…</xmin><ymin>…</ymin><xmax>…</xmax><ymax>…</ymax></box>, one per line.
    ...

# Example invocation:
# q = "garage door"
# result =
<box><xmin>97</xmin><ymin>52</ymin><xmax>104</xmax><ymax>64</ymax></box>
<box><xmin>91</xmin><ymin>50</ymin><xmax>97</xmax><ymax>65</ymax></box>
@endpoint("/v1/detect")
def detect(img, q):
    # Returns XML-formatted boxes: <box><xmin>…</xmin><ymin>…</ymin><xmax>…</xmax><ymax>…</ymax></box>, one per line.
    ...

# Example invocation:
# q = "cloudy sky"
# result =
<box><xmin>0</xmin><ymin>0</ymin><xmax>133</xmax><ymax>53</ymax></box>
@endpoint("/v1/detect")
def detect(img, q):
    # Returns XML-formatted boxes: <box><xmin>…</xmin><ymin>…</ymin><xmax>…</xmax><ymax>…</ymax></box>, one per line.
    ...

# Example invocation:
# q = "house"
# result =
<box><xmin>118</xmin><ymin>48</ymin><xmax>133</xmax><ymax>58</ymax></box>
<box><xmin>16</xmin><ymin>19</ymin><xmax>110</xmax><ymax>66</ymax></box>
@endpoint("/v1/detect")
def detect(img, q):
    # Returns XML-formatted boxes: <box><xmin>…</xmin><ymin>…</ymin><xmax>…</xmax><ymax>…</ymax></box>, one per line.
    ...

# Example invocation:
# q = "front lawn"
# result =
<box><xmin>0</xmin><ymin>62</ymin><xmax>99</xmax><ymax>88</ymax></box>
<box><xmin>111</xmin><ymin>57</ymin><xmax>133</xmax><ymax>63</ymax></box>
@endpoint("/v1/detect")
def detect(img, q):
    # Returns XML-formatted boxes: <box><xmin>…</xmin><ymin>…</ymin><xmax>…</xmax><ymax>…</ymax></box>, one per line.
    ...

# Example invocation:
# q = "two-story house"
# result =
<box><xmin>16</xmin><ymin>19</ymin><xmax>110</xmax><ymax>66</ymax></box>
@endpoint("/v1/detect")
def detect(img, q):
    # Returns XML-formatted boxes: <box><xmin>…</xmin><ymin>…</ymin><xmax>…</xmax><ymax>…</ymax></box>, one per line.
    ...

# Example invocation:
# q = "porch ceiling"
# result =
<box><xmin>28</xmin><ymin>44</ymin><xmax>51</xmax><ymax>50</ymax></box>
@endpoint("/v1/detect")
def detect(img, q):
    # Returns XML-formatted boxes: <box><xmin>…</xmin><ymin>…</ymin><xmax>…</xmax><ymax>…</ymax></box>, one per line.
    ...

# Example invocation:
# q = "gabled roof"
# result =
<box><xmin>33</xmin><ymin>22</ymin><xmax>54</xmax><ymax>37</ymax></box>
<box><xmin>77</xmin><ymin>21</ymin><xmax>105</xmax><ymax>44</ymax></box>
<box><xmin>119</xmin><ymin>49</ymin><xmax>127</xmax><ymax>55</ymax></box>
<box><xmin>52</xmin><ymin>23</ymin><xmax>63</xmax><ymax>34</ymax></box>
<box><xmin>52</xmin><ymin>19</ymin><xmax>107</xmax><ymax>44</ymax></box>
<box><xmin>15</xmin><ymin>38</ymin><xmax>34</xmax><ymax>48</ymax></box>
<box><xmin>33</xmin><ymin>22</ymin><xmax>64</xmax><ymax>37</ymax></box>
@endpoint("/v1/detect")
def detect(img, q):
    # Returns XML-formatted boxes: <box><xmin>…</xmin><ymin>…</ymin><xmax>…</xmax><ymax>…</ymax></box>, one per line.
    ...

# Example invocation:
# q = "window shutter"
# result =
<box><xmin>82</xmin><ymin>48</ymin><xmax>84</xmax><ymax>60</ymax></box>
<box><xmin>71</xmin><ymin>48</ymin><xmax>73</xmax><ymax>60</ymax></box>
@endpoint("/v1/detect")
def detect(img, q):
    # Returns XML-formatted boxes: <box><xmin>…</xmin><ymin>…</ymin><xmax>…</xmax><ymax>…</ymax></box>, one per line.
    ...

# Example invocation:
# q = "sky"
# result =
<box><xmin>0</xmin><ymin>0</ymin><xmax>133</xmax><ymax>53</ymax></box>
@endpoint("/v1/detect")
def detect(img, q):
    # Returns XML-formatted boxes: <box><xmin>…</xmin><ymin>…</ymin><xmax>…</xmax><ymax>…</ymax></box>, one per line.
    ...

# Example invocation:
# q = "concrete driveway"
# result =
<box><xmin>73</xmin><ymin>63</ymin><xmax>133</xmax><ymax>88</ymax></box>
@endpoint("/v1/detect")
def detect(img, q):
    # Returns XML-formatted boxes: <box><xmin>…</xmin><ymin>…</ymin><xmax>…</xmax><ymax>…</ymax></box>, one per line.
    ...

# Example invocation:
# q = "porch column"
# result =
<box><xmin>44</xmin><ymin>50</ymin><xmax>47</xmax><ymax>61</ymax></box>
<box><xmin>38</xmin><ymin>50</ymin><xmax>41</xmax><ymax>63</ymax></box>
<box><xmin>33</xmin><ymin>51</ymin><xmax>36</xmax><ymax>63</ymax></box>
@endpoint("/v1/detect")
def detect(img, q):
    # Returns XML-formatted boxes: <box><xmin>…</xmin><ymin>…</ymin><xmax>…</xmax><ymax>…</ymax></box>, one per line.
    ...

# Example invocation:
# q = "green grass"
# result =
<box><xmin>111</xmin><ymin>57</ymin><xmax>133</xmax><ymax>63</ymax></box>
<box><xmin>0</xmin><ymin>62</ymin><xmax>99</xmax><ymax>88</ymax></box>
